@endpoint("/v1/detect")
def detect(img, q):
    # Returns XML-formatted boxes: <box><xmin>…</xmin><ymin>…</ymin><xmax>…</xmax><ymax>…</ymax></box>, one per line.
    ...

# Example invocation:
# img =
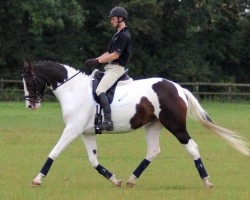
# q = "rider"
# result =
<box><xmin>85</xmin><ymin>7</ymin><xmax>131</xmax><ymax>131</ymax></box>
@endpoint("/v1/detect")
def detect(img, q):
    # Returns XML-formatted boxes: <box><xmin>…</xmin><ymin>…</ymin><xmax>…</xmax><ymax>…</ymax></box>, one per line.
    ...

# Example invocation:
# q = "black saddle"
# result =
<box><xmin>92</xmin><ymin>69</ymin><xmax>130</xmax><ymax>104</ymax></box>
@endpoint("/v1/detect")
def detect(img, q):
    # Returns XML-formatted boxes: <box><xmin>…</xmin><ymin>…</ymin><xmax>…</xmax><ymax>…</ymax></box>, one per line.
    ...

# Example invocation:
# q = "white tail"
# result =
<box><xmin>182</xmin><ymin>88</ymin><xmax>250</xmax><ymax>156</ymax></box>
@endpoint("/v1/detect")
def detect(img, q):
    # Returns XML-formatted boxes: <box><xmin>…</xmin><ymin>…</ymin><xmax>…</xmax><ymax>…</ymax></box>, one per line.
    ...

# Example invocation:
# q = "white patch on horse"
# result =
<box><xmin>23</xmin><ymin>78</ymin><xmax>30</xmax><ymax>108</ymax></box>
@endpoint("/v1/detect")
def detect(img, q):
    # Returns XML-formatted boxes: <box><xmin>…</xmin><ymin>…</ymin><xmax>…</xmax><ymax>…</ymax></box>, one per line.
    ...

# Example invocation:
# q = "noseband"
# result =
<box><xmin>22</xmin><ymin>72</ymin><xmax>44</xmax><ymax>103</ymax></box>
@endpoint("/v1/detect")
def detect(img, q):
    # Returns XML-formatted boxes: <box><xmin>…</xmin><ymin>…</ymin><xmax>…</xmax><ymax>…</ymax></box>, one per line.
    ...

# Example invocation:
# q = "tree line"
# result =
<box><xmin>0</xmin><ymin>0</ymin><xmax>249</xmax><ymax>83</ymax></box>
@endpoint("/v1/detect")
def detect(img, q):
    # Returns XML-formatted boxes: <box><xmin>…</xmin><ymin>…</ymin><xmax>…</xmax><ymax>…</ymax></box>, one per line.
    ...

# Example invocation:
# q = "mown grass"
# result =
<box><xmin>0</xmin><ymin>101</ymin><xmax>249</xmax><ymax>200</ymax></box>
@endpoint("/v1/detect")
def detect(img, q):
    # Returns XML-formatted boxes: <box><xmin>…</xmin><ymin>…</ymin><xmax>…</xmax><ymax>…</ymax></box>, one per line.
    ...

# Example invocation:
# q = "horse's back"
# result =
<box><xmin>112</xmin><ymin>77</ymin><xmax>164</xmax><ymax>106</ymax></box>
<box><xmin>115</xmin><ymin>77</ymin><xmax>186</xmax><ymax>105</ymax></box>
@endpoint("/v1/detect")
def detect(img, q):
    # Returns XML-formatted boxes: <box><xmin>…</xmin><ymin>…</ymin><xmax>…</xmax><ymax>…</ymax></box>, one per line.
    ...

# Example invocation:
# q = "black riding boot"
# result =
<box><xmin>97</xmin><ymin>92</ymin><xmax>113</xmax><ymax>131</ymax></box>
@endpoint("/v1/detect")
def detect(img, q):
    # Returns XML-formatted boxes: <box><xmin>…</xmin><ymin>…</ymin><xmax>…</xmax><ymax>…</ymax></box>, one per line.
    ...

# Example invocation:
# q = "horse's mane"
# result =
<box><xmin>35</xmin><ymin>61</ymin><xmax>83</xmax><ymax>74</ymax></box>
<box><xmin>33</xmin><ymin>61</ymin><xmax>70</xmax><ymax>89</ymax></box>
<box><xmin>34</xmin><ymin>61</ymin><xmax>67</xmax><ymax>70</ymax></box>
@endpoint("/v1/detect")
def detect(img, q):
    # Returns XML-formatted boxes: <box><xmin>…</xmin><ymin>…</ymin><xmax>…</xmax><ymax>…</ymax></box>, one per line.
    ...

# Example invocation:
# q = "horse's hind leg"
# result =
<box><xmin>159</xmin><ymin>100</ymin><xmax>213</xmax><ymax>188</ymax></box>
<box><xmin>184</xmin><ymin>139</ymin><xmax>213</xmax><ymax>188</ymax></box>
<box><xmin>126</xmin><ymin>120</ymin><xmax>163</xmax><ymax>187</ymax></box>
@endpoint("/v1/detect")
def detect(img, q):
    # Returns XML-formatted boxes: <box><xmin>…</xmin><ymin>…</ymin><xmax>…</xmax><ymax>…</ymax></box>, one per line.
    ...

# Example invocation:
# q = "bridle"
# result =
<box><xmin>22</xmin><ymin>67</ymin><xmax>83</xmax><ymax>103</ymax></box>
<box><xmin>22</xmin><ymin>72</ymin><xmax>45</xmax><ymax>103</ymax></box>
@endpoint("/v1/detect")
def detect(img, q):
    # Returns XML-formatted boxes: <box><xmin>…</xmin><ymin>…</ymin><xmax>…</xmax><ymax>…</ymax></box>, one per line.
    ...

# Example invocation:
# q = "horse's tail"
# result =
<box><xmin>182</xmin><ymin>88</ymin><xmax>250</xmax><ymax>156</ymax></box>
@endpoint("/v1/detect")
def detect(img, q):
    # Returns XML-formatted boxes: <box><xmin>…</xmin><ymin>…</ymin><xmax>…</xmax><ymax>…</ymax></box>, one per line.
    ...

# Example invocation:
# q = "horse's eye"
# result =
<box><xmin>26</xmin><ymin>82</ymin><xmax>31</xmax><ymax>86</ymax></box>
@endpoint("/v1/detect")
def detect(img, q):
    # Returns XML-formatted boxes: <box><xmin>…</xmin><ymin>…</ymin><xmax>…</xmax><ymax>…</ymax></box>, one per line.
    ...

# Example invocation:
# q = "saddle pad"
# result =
<box><xmin>88</xmin><ymin>81</ymin><xmax>132</xmax><ymax>107</ymax></box>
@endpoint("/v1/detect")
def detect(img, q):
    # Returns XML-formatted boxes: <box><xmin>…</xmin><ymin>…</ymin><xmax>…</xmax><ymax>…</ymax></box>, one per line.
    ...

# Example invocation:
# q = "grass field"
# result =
<box><xmin>0</xmin><ymin>101</ymin><xmax>249</xmax><ymax>200</ymax></box>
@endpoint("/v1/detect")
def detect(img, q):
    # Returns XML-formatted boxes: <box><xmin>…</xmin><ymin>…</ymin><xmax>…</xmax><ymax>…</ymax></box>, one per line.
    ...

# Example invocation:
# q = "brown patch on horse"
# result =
<box><xmin>152</xmin><ymin>80</ymin><xmax>190</xmax><ymax>144</ymax></box>
<box><xmin>130</xmin><ymin>97</ymin><xmax>157</xmax><ymax>129</ymax></box>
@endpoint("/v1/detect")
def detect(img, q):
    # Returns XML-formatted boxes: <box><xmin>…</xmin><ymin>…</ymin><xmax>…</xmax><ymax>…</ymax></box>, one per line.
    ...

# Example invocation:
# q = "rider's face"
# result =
<box><xmin>110</xmin><ymin>17</ymin><xmax>118</xmax><ymax>27</ymax></box>
<box><xmin>111</xmin><ymin>16</ymin><xmax>123</xmax><ymax>28</ymax></box>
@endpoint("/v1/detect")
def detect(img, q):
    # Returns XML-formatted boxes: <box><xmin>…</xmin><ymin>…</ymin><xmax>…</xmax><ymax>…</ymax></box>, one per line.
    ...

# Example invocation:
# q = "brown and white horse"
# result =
<box><xmin>22</xmin><ymin>61</ymin><xmax>249</xmax><ymax>188</ymax></box>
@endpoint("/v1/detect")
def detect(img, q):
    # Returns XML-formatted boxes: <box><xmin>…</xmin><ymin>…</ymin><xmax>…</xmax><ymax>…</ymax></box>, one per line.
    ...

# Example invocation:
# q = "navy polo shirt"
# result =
<box><xmin>108</xmin><ymin>27</ymin><xmax>131</xmax><ymax>67</ymax></box>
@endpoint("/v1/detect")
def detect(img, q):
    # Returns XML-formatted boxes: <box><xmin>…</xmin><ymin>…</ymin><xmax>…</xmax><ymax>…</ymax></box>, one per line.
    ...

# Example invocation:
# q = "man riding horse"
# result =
<box><xmin>84</xmin><ymin>7</ymin><xmax>131</xmax><ymax>131</ymax></box>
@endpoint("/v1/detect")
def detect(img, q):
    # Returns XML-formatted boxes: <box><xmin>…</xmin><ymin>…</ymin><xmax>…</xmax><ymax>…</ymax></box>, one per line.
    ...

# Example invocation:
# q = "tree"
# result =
<box><xmin>0</xmin><ymin>0</ymin><xmax>249</xmax><ymax>84</ymax></box>
<box><xmin>0</xmin><ymin>0</ymin><xmax>85</xmax><ymax>78</ymax></box>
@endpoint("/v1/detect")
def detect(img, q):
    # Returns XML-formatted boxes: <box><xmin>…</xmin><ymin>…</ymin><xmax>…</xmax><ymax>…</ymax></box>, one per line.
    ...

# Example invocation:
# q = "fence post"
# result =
<box><xmin>228</xmin><ymin>83</ymin><xmax>232</xmax><ymax>101</ymax></box>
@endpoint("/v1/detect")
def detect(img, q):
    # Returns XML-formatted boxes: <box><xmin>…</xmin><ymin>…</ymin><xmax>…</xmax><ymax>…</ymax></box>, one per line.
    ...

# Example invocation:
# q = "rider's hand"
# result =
<box><xmin>84</xmin><ymin>59</ymin><xmax>99</xmax><ymax>67</ymax></box>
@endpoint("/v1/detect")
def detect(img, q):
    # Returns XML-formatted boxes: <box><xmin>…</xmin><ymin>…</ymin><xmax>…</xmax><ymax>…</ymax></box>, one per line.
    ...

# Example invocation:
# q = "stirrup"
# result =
<box><xmin>96</xmin><ymin>121</ymin><xmax>113</xmax><ymax>131</ymax></box>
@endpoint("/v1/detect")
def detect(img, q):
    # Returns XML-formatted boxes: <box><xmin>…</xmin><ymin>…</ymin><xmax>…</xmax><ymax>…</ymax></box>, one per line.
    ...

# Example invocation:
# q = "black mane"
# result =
<box><xmin>33</xmin><ymin>61</ymin><xmax>68</xmax><ymax>89</ymax></box>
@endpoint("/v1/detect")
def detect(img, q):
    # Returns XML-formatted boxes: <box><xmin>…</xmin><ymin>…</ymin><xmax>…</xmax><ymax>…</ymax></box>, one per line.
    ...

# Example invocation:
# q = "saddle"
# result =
<box><xmin>91</xmin><ymin>69</ymin><xmax>131</xmax><ymax>104</ymax></box>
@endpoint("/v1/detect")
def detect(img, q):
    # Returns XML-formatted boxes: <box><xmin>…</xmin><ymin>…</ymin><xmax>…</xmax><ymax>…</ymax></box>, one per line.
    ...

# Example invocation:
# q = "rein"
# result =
<box><xmin>52</xmin><ymin>63</ymin><xmax>87</xmax><ymax>90</ymax></box>
<box><xmin>52</xmin><ymin>70</ymin><xmax>82</xmax><ymax>91</ymax></box>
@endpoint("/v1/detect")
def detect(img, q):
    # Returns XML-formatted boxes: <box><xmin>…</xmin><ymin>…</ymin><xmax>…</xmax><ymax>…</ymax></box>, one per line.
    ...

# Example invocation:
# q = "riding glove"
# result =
<box><xmin>85</xmin><ymin>58</ymin><xmax>99</xmax><ymax>67</ymax></box>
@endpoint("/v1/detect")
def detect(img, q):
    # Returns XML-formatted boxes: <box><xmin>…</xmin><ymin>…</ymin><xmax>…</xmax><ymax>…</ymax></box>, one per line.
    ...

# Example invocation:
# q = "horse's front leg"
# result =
<box><xmin>126</xmin><ymin>120</ymin><xmax>162</xmax><ymax>187</ymax></box>
<box><xmin>81</xmin><ymin>134</ymin><xmax>122</xmax><ymax>187</ymax></box>
<box><xmin>31</xmin><ymin>124</ymin><xmax>80</xmax><ymax>186</ymax></box>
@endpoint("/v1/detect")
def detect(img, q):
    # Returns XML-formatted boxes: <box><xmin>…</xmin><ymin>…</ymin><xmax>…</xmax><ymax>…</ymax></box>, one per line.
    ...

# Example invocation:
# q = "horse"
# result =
<box><xmin>22</xmin><ymin>61</ymin><xmax>249</xmax><ymax>188</ymax></box>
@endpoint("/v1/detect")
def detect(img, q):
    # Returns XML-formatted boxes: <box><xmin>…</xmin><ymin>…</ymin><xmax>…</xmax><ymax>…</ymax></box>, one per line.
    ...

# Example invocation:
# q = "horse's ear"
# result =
<box><xmin>24</xmin><ymin>60</ymin><xmax>33</xmax><ymax>71</ymax></box>
<box><xmin>24</xmin><ymin>60</ymin><xmax>29</xmax><ymax>68</ymax></box>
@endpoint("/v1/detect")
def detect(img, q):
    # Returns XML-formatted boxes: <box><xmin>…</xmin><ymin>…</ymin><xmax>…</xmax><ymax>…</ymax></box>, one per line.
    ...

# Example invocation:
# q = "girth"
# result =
<box><xmin>92</xmin><ymin>69</ymin><xmax>130</xmax><ymax>104</ymax></box>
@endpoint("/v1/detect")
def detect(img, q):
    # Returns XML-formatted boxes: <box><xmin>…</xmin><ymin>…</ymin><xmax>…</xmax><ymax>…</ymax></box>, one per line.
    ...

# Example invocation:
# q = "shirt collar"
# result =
<box><xmin>116</xmin><ymin>26</ymin><xmax>128</xmax><ymax>34</ymax></box>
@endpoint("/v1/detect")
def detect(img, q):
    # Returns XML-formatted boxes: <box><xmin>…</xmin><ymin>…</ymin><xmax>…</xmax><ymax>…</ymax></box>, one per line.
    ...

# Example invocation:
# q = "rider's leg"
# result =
<box><xmin>97</xmin><ymin>92</ymin><xmax>113</xmax><ymax>130</ymax></box>
<box><xmin>95</xmin><ymin>64</ymin><xmax>124</xmax><ymax>131</ymax></box>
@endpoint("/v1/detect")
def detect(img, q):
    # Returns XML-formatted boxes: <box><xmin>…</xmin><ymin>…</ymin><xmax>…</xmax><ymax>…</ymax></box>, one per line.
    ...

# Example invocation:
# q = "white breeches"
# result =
<box><xmin>96</xmin><ymin>64</ymin><xmax>125</xmax><ymax>96</ymax></box>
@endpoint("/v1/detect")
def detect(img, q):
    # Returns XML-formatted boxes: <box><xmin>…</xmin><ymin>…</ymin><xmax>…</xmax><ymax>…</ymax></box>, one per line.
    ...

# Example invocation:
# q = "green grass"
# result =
<box><xmin>0</xmin><ymin>101</ymin><xmax>250</xmax><ymax>200</ymax></box>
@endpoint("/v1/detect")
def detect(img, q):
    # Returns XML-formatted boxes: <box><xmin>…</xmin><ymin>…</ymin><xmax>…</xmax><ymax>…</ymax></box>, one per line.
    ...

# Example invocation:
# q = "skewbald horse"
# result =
<box><xmin>22</xmin><ymin>61</ymin><xmax>249</xmax><ymax>188</ymax></box>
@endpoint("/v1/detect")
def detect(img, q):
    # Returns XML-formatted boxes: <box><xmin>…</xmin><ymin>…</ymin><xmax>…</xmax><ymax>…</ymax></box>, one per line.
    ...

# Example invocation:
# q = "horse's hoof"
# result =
<box><xmin>126</xmin><ymin>181</ymin><xmax>136</xmax><ymax>187</ymax></box>
<box><xmin>30</xmin><ymin>181</ymin><xmax>41</xmax><ymax>187</ymax></box>
<box><xmin>109</xmin><ymin>176</ymin><xmax>122</xmax><ymax>187</ymax></box>
<box><xmin>115</xmin><ymin>180</ymin><xmax>122</xmax><ymax>187</ymax></box>
<box><xmin>203</xmin><ymin>177</ymin><xmax>213</xmax><ymax>189</ymax></box>
<box><xmin>204</xmin><ymin>182</ymin><xmax>213</xmax><ymax>189</ymax></box>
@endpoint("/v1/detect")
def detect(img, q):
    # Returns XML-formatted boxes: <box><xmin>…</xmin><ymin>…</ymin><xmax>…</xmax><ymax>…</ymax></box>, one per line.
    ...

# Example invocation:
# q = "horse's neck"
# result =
<box><xmin>33</xmin><ymin>62</ymin><xmax>90</xmax><ymax>108</ymax></box>
<box><xmin>52</xmin><ymin>65</ymin><xmax>90</xmax><ymax>107</ymax></box>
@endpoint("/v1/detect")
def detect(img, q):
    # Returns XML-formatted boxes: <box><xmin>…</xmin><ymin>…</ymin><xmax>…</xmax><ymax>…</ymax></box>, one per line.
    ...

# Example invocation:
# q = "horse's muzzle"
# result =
<box><xmin>26</xmin><ymin>102</ymin><xmax>41</xmax><ymax>110</ymax></box>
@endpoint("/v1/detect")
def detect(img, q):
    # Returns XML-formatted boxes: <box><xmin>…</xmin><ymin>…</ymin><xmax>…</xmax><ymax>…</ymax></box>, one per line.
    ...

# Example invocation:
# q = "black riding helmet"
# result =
<box><xmin>108</xmin><ymin>7</ymin><xmax>128</xmax><ymax>20</ymax></box>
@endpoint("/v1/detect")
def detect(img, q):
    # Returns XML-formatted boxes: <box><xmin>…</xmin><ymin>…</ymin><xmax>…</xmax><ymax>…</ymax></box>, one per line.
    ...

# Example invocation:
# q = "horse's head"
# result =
<box><xmin>22</xmin><ymin>61</ymin><xmax>45</xmax><ymax>110</ymax></box>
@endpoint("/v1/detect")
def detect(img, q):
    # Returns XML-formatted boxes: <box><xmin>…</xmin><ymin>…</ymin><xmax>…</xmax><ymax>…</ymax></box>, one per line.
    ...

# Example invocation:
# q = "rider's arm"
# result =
<box><xmin>97</xmin><ymin>52</ymin><xmax>119</xmax><ymax>63</ymax></box>
<box><xmin>97</xmin><ymin>52</ymin><xmax>109</xmax><ymax>60</ymax></box>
